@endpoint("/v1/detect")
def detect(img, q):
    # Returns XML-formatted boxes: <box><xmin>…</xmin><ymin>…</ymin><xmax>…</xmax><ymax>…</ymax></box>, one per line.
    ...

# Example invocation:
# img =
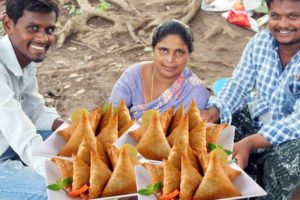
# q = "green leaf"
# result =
<box><xmin>47</xmin><ymin>183</ymin><xmax>63</xmax><ymax>191</ymax></box>
<box><xmin>47</xmin><ymin>177</ymin><xmax>72</xmax><ymax>191</ymax></box>
<box><xmin>98</xmin><ymin>0</ymin><xmax>111</xmax><ymax>12</ymax></box>
<box><xmin>224</xmin><ymin>149</ymin><xmax>232</xmax><ymax>155</ymax></box>
<box><xmin>152</xmin><ymin>182</ymin><xmax>163</xmax><ymax>192</ymax></box>
<box><xmin>138</xmin><ymin>188</ymin><xmax>153</xmax><ymax>196</ymax></box>
<box><xmin>67</xmin><ymin>4</ymin><xmax>81</xmax><ymax>16</ymax></box>
<box><xmin>207</xmin><ymin>143</ymin><xmax>216</xmax><ymax>151</ymax></box>
<box><xmin>147</xmin><ymin>184</ymin><xmax>154</xmax><ymax>192</ymax></box>
<box><xmin>56</xmin><ymin>179</ymin><xmax>63</xmax><ymax>187</ymax></box>
<box><xmin>62</xmin><ymin>177</ymin><xmax>72</xmax><ymax>187</ymax></box>
<box><xmin>143</xmin><ymin>47</ymin><xmax>152</xmax><ymax>52</ymax></box>
<box><xmin>138</xmin><ymin>182</ymin><xmax>163</xmax><ymax>196</ymax></box>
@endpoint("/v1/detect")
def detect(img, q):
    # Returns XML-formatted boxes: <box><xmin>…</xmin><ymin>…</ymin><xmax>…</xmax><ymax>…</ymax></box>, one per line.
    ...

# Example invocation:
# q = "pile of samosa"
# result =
<box><xmin>52</xmin><ymin>99</ymin><xmax>137</xmax><ymax>198</ymax></box>
<box><xmin>57</xmin><ymin>99</ymin><xmax>135</xmax><ymax>157</ymax></box>
<box><xmin>50</xmin><ymin>99</ymin><xmax>242</xmax><ymax>199</ymax></box>
<box><xmin>133</xmin><ymin>100</ymin><xmax>242</xmax><ymax>199</ymax></box>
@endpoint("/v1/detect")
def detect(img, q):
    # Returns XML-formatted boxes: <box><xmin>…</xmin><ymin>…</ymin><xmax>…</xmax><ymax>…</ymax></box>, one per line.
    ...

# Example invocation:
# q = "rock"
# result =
<box><xmin>84</xmin><ymin>55</ymin><xmax>93</xmax><ymax>62</ymax></box>
<box><xmin>67</xmin><ymin>46</ymin><xmax>77</xmax><ymax>51</ymax></box>
<box><xmin>69</xmin><ymin>73</ymin><xmax>80</xmax><ymax>78</ymax></box>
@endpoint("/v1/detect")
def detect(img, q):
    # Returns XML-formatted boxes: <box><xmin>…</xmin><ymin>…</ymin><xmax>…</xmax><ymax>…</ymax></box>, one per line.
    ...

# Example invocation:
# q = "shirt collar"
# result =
<box><xmin>0</xmin><ymin>35</ymin><xmax>33</xmax><ymax>77</ymax></box>
<box><xmin>268</xmin><ymin>31</ymin><xmax>279</xmax><ymax>49</ymax></box>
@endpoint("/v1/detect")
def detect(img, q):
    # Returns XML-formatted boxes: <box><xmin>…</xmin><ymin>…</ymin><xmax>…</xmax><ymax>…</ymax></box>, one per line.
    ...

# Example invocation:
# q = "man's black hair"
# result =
<box><xmin>266</xmin><ymin>0</ymin><xmax>300</xmax><ymax>8</ymax></box>
<box><xmin>151</xmin><ymin>19</ymin><xmax>194</xmax><ymax>53</ymax></box>
<box><xmin>6</xmin><ymin>0</ymin><xmax>59</xmax><ymax>24</ymax></box>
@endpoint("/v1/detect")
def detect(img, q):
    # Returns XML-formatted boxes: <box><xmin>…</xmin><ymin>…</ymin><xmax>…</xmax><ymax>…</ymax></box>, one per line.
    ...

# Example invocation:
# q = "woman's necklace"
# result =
<box><xmin>150</xmin><ymin>66</ymin><xmax>155</xmax><ymax>102</ymax></box>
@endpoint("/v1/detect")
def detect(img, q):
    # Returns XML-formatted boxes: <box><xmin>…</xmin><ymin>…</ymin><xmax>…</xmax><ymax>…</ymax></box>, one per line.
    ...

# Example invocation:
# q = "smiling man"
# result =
<box><xmin>201</xmin><ymin>0</ymin><xmax>300</xmax><ymax>199</ymax></box>
<box><xmin>0</xmin><ymin>0</ymin><xmax>64</xmax><ymax>199</ymax></box>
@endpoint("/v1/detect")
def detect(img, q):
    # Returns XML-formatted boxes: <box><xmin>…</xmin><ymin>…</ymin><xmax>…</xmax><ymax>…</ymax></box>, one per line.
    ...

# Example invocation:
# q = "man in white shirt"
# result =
<box><xmin>0</xmin><ymin>0</ymin><xmax>63</xmax><ymax>199</ymax></box>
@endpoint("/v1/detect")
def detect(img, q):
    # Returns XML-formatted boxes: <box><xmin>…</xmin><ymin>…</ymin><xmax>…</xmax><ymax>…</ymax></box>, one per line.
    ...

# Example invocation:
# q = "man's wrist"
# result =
<box><xmin>244</xmin><ymin>133</ymin><xmax>272</xmax><ymax>151</ymax></box>
<box><xmin>52</xmin><ymin>118</ymin><xmax>64</xmax><ymax>131</ymax></box>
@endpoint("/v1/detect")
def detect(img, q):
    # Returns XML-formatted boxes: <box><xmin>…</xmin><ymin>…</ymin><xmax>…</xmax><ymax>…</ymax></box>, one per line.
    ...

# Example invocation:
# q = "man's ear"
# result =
<box><xmin>2</xmin><ymin>15</ymin><xmax>14</xmax><ymax>35</ymax></box>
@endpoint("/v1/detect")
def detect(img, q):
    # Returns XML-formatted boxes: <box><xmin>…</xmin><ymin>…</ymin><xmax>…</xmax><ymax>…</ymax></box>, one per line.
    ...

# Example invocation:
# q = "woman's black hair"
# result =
<box><xmin>151</xmin><ymin>19</ymin><xmax>194</xmax><ymax>53</ymax></box>
<box><xmin>6</xmin><ymin>0</ymin><xmax>59</xmax><ymax>24</ymax></box>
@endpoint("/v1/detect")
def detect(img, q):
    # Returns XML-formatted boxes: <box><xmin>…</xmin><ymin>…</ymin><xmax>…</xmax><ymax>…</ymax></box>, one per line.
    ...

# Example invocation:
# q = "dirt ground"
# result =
<box><xmin>0</xmin><ymin>0</ymin><xmax>299</xmax><ymax>198</ymax></box>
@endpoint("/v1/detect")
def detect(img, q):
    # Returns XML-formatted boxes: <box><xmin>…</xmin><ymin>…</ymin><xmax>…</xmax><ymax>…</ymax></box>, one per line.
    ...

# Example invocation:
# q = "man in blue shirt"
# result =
<box><xmin>202</xmin><ymin>0</ymin><xmax>300</xmax><ymax>199</ymax></box>
<box><xmin>0</xmin><ymin>0</ymin><xmax>63</xmax><ymax>199</ymax></box>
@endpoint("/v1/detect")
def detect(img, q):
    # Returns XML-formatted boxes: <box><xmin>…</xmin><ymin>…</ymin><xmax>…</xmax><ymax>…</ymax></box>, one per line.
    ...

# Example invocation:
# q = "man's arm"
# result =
<box><xmin>0</xmin><ymin>74</ymin><xmax>47</xmax><ymax>177</ymax></box>
<box><xmin>22</xmin><ymin>65</ymin><xmax>62</xmax><ymax>131</ymax></box>
<box><xmin>202</xmin><ymin>34</ymin><xmax>259</xmax><ymax>124</ymax></box>
<box><xmin>233</xmin><ymin>133</ymin><xmax>272</xmax><ymax>169</ymax></box>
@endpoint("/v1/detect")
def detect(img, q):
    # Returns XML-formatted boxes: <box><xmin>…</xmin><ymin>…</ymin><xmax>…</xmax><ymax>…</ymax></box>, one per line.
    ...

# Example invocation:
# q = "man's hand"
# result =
<box><xmin>233</xmin><ymin>133</ymin><xmax>272</xmax><ymax>169</ymax></box>
<box><xmin>52</xmin><ymin>118</ymin><xmax>64</xmax><ymax>131</ymax></box>
<box><xmin>201</xmin><ymin>106</ymin><xmax>220</xmax><ymax>123</ymax></box>
<box><xmin>233</xmin><ymin>138</ymin><xmax>252</xmax><ymax>169</ymax></box>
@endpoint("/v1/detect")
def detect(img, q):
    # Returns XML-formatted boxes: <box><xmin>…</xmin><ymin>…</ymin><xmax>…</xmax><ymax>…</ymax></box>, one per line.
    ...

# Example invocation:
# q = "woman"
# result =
<box><xmin>110</xmin><ymin>19</ymin><xmax>209</xmax><ymax>119</ymax></box>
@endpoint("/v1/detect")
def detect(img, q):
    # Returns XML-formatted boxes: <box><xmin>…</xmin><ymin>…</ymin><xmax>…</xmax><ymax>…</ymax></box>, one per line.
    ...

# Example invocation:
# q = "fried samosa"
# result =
<box><xmin>51</xmin><ymin>157</ymin><xmax>73</xmax><ymax>179</ymax></box>
<box><xmin>168</xmin><ymin>140</ymin><xmax>199</xmax><ymax>171</ymax></box>
<box><xmin>58</xmin><ymin>113</ymin><xmax>92</xmax><ymax>157</ymax></box>
<box><xmin>72</xmin><ymin>154</ymin><xmax>90</xmax><ymax>191</ymax></box>
<box><xmin>96</xmin><ymin>140</ymin><xmax>110</xmax><ymax>167</ymax></box>
<box><xmin>186</xmin><ymin>99</ymin><xmax>202</xmax><ymax>131</ymax></box>
<box><xmin>118</xmin><ymin>119</ymin><xmax>136</xmax><ymax>137</ymax></box>
<box><xmin>102</xmin><ymin>148</ymin><xmax>136</xmax><ymax>197</ymax></box>
<box><xmin>77</xmin><ymin>122</ymin><xmax>97</xmax><ymax>165</ymax></box>
<box><xmin>89</xmin><ymin>105</ymin><xmax>102</xmax><ymax>133</ymax></box>
<box><xmin>99</xmin><ymin>103</ymin><xmax>114</xmax><ymax>131</ymax></box>
<box><xmin>163</xmin><ymin>159</ymin><xmax>181</xmax><ymax>196</ymax></box>
<box><xmin>180</xmin><ymin>151</ymin><xmax>202</xmax><ymax>200</ymax></box>
<box><xmin>117</xmin><ymin>99</ymin><xmax>131</xmax><ymax>131</ymax></box>
<box><xmin>136</xmin><ymin>112</ymin><xmax>171</xmax><ymax>160</ymax></box>
<box><xmin>169</xmin><ymin>104</ymin><xmax>184</xmax><ymax>133</ymax></box>
<box><xmin>89</xmin><ymin>149</ymin><xmax>112</xmax><ymax>198</ymax></box>
<box><xmin>142</xmin><ymin>162</ymin><xmax>164</xmax><ymax>184</ymax></box>
<box><xmin>167</xmin><ymin>115</ymin><xmax>189</xmax><ymax>147</ymax></box>
<box><xmin>97</xmin><ymin>114</ymin><xmax>118</xmax><ymax>147</ymax></box>
<box><xmin>206</xmin><ymin>123</ymin><xmax>228</xmax><ymax>145</ymax></box>
<box><xmin>189</xmin><ymin>120</ymin><xmax>207</xmax><ymax>152</ymax></box>
<box><xmin>128</xmin><ymin>121</ymin><xmax>150</xmax><ymax>142</ymax></box>
<box><xmin>57</xmin><ymin>121</ymin><xmax>79</xmax><ymax>141</ymax></box>
<box><xmin>193</xmin><ymin>151</ymin><xmax>240</xmax><ymax>200</ymax></box>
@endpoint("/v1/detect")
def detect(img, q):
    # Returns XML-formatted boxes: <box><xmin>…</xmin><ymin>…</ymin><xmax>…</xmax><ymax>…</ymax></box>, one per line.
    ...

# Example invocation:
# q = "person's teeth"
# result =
<box><xmin>31</xmin><ymin>44</ymin><xmax>45</xmax><ymax>50</ymax></box>
<box><xmin>279</xmin><ymin>30</ymin><xmax>291</xmax><ymax>34</ymax></box>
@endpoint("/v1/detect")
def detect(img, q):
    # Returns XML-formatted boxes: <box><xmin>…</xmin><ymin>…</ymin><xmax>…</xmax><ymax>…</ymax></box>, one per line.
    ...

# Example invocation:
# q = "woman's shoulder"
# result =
<box><xmin>184</xmin><ymin>68</ymin><xmax>205</xmax><ymax>86</ymax></box>
<box><xmin>120</xmin><ymin>62</ymin><xmax>143</xmax><ymax>81</ymax></box>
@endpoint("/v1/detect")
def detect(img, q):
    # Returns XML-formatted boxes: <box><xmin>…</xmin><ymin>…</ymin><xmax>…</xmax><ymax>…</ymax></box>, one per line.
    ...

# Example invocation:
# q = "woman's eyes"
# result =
<box><xmin>290</xmin><ymin>14</ymin><xmax>300</xmax><ymax>19</ymax></box>
<box><xmin>159</xmin><ymin>49</ymin><xmax>185</xmax><ymax>56</ymax></box>
<box><xmin>176</xmin><ymin>50</ymin><xmax>185</xmax><ymax>56</ymax></box>
<box><xmin>159</xmin><ymin>48</ymin><xmax>168</xmax><ymax>54</ymax></box>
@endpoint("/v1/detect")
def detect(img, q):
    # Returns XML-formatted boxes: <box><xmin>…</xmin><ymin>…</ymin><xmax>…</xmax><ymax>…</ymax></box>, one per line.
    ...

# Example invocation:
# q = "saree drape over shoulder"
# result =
<box><xmin>110</xmin><ymin>63</ymin><xmax>209</xmax><ymax>120</ymax></box>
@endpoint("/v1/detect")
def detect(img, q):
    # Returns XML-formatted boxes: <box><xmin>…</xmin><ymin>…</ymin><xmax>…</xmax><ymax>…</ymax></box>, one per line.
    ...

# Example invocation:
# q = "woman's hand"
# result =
<box><xmin>200</xmin><ymin>106</ymin><xmax>220</xmax><ymax>123</ymax></box>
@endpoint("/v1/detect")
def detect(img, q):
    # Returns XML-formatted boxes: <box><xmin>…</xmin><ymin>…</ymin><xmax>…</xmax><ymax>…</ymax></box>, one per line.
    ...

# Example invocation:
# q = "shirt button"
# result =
<box><xmin>295</xmin><ymin>74</ymin><xmax>300</xmax><ymax>81</ymax></box>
